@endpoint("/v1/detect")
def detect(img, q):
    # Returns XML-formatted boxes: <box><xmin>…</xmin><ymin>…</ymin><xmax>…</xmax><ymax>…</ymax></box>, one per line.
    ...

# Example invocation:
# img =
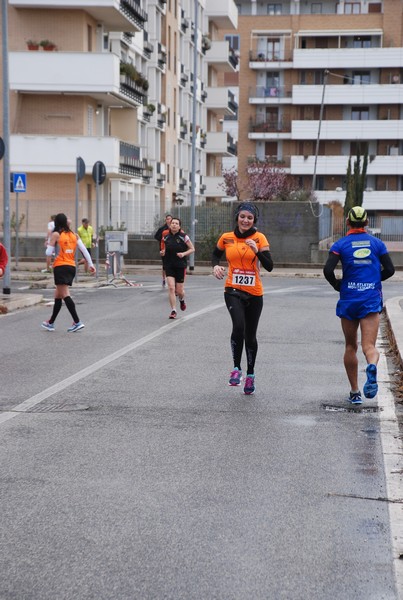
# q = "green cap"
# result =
<box><xmin>348</xmin><ymin>206</ymin><xmax>367</xmax><ymax>223</ymax></box>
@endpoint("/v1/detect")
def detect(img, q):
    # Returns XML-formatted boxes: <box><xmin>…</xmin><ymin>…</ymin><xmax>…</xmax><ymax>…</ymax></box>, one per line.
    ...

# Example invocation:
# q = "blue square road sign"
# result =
<box><xmin>13</xmin><ymin>173</ymin><xmax>27</xmax><ymax>193</ymax></box>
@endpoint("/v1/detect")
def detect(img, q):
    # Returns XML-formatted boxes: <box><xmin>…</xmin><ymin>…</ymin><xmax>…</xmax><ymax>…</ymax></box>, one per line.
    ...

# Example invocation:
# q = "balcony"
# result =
<box><xmin>9</xmin><ymin>52</ymin><xmax>145</xmax><ymax>108</ymax></box>
<box><xmin>143</xmin><ymin>31</ymin><xmax>154</xmax><ymax>59</ymax></box>
<box><xmin>156</xmin><ymin>113</ymin><xmax>166</xmax><ymax>130</ymax></box>
<box><xmin>205</xmin><ymin>0</ymin><xmax>238</xmax><ymax>30</ymax></box>
<box><xmin>249</xmin><ymin>51</ymin><xmax>293</xmax><ymax>70</ymax></box>
<box><xmin>179</xmin><ymin>64</ymin><xmax>189</xmax><ymax>87</ymax></box>
<box><xmin>157</xmin><ymin>43</ymin><xmax>167</xmax><ymax>71</ymax></box>
<box><xmin>248</xmin><ymin>117</ymin><xmax>291</xmax><ymax>140</ymax></box>
<box><xmin>156</xmin><ymin>162</ymin><xmax>166</xmax><ymax>186</ymax></box>
<box><xmin>293</xmin><ymin>84</ymin><xmax>403</xmax><ymax>106</ymax></box>
<box><xmin>120</xmin><ymin>141</ymin><xmax>148</xmax><ymax>178</ymax></box>
<box><xmin>205</xmin><ymin>88</ymin><xmax>237</xmax><ymax>117</ymax></box>
<box><xmin>292</xmin><ymin>120</ymin><xmax>403</xmax><ymax>141</ymax></box>
<box><xmin>249</xmin><ymin>86</ymin><xmax>292</xmax><ymax>104</ymax></box>
<box><xmin>293</xmin><ymin>47</ymin><xmax>403</xmax><ymax>70</ymax></box>
<box><xmin>10</xmin><ymin>0</ymin><xmax>147</xmax><ymax>32</ymax></box>
<box><xmin>205</xmin><ymin>132</ymin><xmax>237</xmax><ymax>156</ymax></box>
<box><xmin>10</xmin><ymin>134</ymin><xmax>146</xmax><ymax>178</ymax></box>
<box><xmin>205</xmin><ymin>41</ymin><xmax>238</xmax><ymax>72</ymax></box>
<box><xmin>179</xmin><ymin>121</ymin><xmax>188</xmax><ymax>140</ymax></box>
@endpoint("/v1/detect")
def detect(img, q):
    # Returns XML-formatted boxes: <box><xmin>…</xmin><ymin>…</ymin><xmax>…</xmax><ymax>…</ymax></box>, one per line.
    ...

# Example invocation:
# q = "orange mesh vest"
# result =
<box><xmin>217</xmin><ymin>230</ymin><xmax>270</xmax><ymax>296</ymax></box>
<box><xmin>53</xmin><ymin>231</ymin><xmax>77</xmax><ymax>268</ymax></box>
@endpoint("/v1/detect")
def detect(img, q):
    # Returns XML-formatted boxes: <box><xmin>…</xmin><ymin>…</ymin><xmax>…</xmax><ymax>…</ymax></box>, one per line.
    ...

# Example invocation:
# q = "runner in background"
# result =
<box><xmin>154</xmin><ymin>214</ymin><xmax>172</xmax><ymax>287</ymax></box>
<box><xmin>160</xmin><ymin>217</ymin><xmax>194</xmax><ymax>319</ymax></box>
<box><xmin>41</xmin><ymin>213</ymin><xmax>95</xmax><ymax>333</ymax></box>
<box><xmin>41</xmin><ymin>214</ymin><xmax>55</xmax><ymax>273</ymax></box>
<box><xmin>77</xmin><ymin>218</ymin><xmax>95</xmax><ymax>273</ymax></box>
<box><xmin>0</xmin><ymin>242</ymin><xmax>8</xmax><ymax>278</ymax></box>
<box><xmin>212</xmin><ymin>202</ymin><xmax>273</xmax><ymax>395</ymax></box>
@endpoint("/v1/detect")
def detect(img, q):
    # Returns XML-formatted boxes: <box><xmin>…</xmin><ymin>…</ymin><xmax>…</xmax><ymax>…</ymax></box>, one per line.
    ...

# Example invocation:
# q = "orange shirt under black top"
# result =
<box><xmin>53</xmin><ymin>231</ymin><xmax>77</xmax><ymax>268</ymax></box>
<box><xmin>216</xmin><ymin>230</ymin><xmax>270</xmax><ymax>296</ymax></box>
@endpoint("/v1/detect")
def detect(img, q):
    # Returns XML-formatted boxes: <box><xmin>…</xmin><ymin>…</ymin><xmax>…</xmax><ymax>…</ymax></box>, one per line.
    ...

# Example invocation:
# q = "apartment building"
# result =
<box><xmin>234</xmin><ymin>0</ymin><xmax>403</xmax><ymax>215</ymax></box>
<box><xmin>0</xmin><ymin>0</ymin><xmax>238</xmax><ymax>237</ymax></box>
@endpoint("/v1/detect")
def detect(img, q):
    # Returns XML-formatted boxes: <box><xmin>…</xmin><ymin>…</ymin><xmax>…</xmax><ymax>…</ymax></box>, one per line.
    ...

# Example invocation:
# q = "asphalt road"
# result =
<box><xmin>1</xmin><ymin>274</ymin><xmax>403</xmax><ymax>600</ymax></box>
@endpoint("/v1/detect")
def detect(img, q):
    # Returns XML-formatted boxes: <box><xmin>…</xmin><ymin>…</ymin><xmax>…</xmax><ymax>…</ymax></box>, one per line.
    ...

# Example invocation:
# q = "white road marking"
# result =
<box><xmin>0</xmin><ymin>301</ymin><xmax>225</xmax><ymax>425</ymax></box>
<box><xmin>377</xmin><ymin>347</ymin><xmax>403</xmax><ymax>598</ymax></box>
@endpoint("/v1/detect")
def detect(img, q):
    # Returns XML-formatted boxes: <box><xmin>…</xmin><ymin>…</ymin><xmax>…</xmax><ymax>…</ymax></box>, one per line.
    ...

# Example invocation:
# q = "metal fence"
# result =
<box><xmin>319</xmin><ymin>208</ymin><xmax>403</xmax><ymax>250</ymax></box>
<box><xmin>0</xmin><ymin>197</ymin><xmax>237</xmax><ymax>241</ymax></box>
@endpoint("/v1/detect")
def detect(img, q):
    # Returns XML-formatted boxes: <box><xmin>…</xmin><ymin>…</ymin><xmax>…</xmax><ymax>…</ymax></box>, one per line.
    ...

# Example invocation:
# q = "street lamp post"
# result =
<box><xmin>189</xmin><ymin>0</ymin><xmax>199</xmax><ymax>271</ymax></box>
<box><xmin>311</xmin><ymin>69</ymin><xmax>328</xmax><ymax>194</ymax></box>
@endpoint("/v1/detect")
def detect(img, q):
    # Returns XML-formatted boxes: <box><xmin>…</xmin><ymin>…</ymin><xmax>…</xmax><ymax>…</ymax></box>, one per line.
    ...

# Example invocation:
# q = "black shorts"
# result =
<box><xmin>54</xmin><ymin>265</ymin><xmax>76</xmax><ymax>286</ymax></box>
<box><xmin>165</xmin><ymin>265</ymin><xmax>186</xmax><ymax>283</ymax></box>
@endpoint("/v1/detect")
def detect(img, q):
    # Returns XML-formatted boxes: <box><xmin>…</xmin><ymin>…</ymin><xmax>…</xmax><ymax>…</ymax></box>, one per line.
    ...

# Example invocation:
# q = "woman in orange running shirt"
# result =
<box><xmin>41</xmin><ymin>213</ymin><xmax>95</xmax><ymax>333</ymax></box>
<box><xmin>212</xmin><ymin>202</ymin><xmax>273</xmax><ymax>395</ymax></box>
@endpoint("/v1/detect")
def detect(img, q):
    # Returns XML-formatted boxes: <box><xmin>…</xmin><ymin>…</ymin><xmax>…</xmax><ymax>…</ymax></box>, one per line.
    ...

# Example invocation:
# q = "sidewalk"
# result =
<box><xmin>2</xmin><ymin>261</ymin><xmax>403</xmax><ymax>377</ymax></box>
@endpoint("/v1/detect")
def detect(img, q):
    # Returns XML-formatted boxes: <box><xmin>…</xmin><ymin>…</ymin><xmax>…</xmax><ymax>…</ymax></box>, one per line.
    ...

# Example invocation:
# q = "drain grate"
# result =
<box><xmin>13</xmin><ymin>402</ymin><xmax>89</xmax><ymax>413</ymax></box>
<box><xmin>322</xmin><ymin>403</ymin><xmax>381</xmax><ymax>414</ymax></box>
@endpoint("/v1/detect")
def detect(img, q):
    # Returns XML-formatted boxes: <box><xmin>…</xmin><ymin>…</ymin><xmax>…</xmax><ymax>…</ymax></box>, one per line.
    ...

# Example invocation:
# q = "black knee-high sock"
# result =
<box><xmin>64</xmin><ymin>296</ymin><xmax>80</xmax><ymax>323</ymax></box>
<box><xmin>49</xmin><ymin>298</ymin><xmax>62</xmax><ymax>324</ymax></box>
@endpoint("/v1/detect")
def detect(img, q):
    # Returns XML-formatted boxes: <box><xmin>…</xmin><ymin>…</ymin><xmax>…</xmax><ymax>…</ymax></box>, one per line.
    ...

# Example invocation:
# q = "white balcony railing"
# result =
<box><xmin>9</xmin><ymin>52</ymin><xmax>142</xmax><ymax>107</ymax></box>
<box><xmin>11</xmin><ymin>134</ymin><xmax>125</xmax><ymax>174</ymax></box>
<box><xmin>293</xmin><ymin>84</ymin><xmax>403</xmax><ymax>106</ymax></box>
<box><xmin>315</xmin><ymin>190</ymin><xmax>403</xmax><ymax>211</ymax></box>
<box><xmin>293</xmin><ymin>47</ymin><xmax>403</xmax><ymax>70</ymax></box>
<box><xmin>205</xmin><ymin>87</ymin><xmax>237</xmax><ymax>116</ymax></box>
<box><xmin>292</xmin><ymin>120</ymin><xmax>403</xmax><ymax>141</ymax></box>
<box><xmin>291</xmin><ymin>155</ymin><xmax>403</xmax><ymax>176</ymax></box>
<box><xmin>9</xmin><ymin>0</ymin><xmax>145</xmax><ymax>32</ymax></box>
<box><xmin>205</xmin><ymin>41</ymin><xmax>238</xmax><ymax>72</ymax></box>
<box><xmin>205</xmin><ymin>0</ymin><xmax>238</xmax><ymax>30</ymax></box>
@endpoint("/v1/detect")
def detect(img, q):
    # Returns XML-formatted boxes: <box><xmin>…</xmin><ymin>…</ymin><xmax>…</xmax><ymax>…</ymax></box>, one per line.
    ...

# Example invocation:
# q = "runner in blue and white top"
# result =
<box><xmin>323</xmin><ymin>206</ymin><xmax>395</xmax><ymax>405</ymax></box>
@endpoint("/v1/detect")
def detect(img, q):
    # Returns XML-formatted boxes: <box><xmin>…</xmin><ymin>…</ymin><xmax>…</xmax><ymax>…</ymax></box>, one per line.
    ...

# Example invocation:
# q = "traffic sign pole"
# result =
<box><xmin>15</xmin><ymin>192</ymin><xmax>19</xmax><ymax>268</ymax></box>
<box><xmin>2</xmin><ymin>2</ymin><xmax>11</xmax><ymax>294</ymax></box>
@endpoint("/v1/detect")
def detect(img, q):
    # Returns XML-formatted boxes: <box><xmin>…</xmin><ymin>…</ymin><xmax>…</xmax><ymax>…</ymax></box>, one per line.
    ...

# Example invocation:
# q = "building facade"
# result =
<box><xmin>234</xmin><ymin>0</ymin><xmax>403</xmax><ymax>215</ymax></box>
<box><xmin>0</xmin><ymin>0</ymin><xmax>238</xmax><ymax>237</ymax></box>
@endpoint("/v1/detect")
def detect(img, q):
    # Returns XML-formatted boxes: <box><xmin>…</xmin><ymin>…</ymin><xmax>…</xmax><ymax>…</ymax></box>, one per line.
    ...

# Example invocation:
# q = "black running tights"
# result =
<box><xmin>224</xmin><ymin>291</ymin><xmax>263</xmax><ymax>375</ymax></box>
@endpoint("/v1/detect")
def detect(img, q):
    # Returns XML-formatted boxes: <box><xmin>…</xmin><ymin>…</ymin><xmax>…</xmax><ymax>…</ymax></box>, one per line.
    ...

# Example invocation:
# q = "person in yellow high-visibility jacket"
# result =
<box><xmin>77</xmin><ymin>218</ymin><xmax>95</xmax><ymax>273</ymax></box>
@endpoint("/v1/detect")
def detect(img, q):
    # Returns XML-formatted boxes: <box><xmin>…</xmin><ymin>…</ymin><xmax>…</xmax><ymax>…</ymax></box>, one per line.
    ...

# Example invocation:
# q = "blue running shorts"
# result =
<box><xmin>336</xmin><ymin>298</ymin><xmax>382</xmax><ymax>321</ymax></box>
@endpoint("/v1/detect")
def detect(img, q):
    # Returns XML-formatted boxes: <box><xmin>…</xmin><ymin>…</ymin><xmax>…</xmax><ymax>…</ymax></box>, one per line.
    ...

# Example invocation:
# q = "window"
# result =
<box><xmin>314</xmin><ymin>71</ymin><xmax>325</xmax><ymax>85</ymax></box>
<box><xmin>351</xmin><ymin>107</ymin><xmax>369</xmax><ymax>120</ymax></box>
<box><xmin>352</xmin><ymin>71</ymin><xmax>370</xmax><ymax>85</ymax></box>
<box><xmin>344</xmin><ymin>2</ymin><xmax>360</xmax><ymax>13</ymax></box>
<box><xmin>87</xmin><ymin>106</ymin><xmax>94</xmax><ymax>136</ymax></box>
<box><xmin>315</xmin><ymin>176</ymin><xmax>324</xmax><ymax>191</ymax></box>
<box><xmin>311</xmin><ymin>3</ymin><xmax>322</xmax><ymax>13</ymax></box>
<box><xmin>225</xmin><ymin>34</ymin><xmax>239</xmax><ymax>52</ymax></box>
<box><xmin>267</xmin><ymin>3</ymin><xmax>282</xmax><ymax>14</ymax></box>
<box><xmin>267</xmin><ymin>39</ymin><xmax>280</xmax><ymax>60</ymax></box>
<box><xmin>353</xmin><ymin>36</ymin><xmax>371</xmax><ymax>48</ymax></box>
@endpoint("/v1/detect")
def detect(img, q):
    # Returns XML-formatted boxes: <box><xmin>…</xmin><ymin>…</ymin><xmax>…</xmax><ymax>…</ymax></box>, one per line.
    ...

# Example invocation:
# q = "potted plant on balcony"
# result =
<box><xmin>26</xmin><ymin>39</ymin><xmax>39</xmax><ymax>50</ymax></box>
<box><xmin>40</xmin><ymin>39</ymin><xmax>56</xmax><ymax>51</ymax></box>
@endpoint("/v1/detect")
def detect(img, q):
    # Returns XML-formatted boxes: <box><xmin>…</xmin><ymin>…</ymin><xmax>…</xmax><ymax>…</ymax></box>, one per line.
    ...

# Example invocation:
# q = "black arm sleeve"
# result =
<box><xmin>256</xmin><ymin>250</ymin><xmax>273</xmax><ymax>272</ymax></box>
<box><xmin>380</xmin><ymin>253</ymin><xmax>395</xmax><ymax>281</ymax></box>
<box><xmin>212</xmin><ymin>246</ymin><xmax>225</xmax><ymax>267</ymax></box>
<box><xmin>323</xmin><ymin>252</ymin><xmax>341</xmax><ymax>291</ymax></box>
